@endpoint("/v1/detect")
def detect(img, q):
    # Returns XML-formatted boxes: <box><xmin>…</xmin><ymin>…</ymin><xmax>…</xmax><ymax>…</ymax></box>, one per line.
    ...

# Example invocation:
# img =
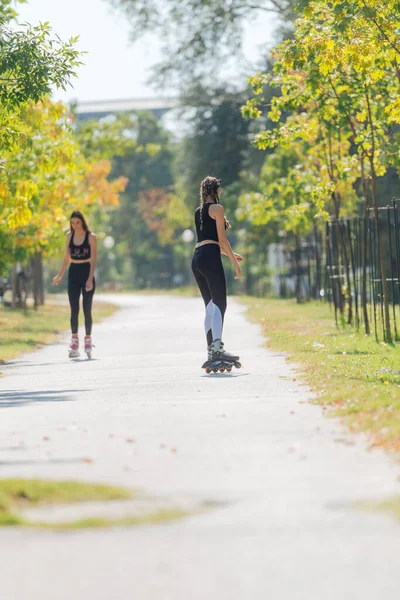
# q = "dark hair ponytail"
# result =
<box><xmin>199</xmin><ymin>176</ymin><xmax>231</xmax><ymax>230</ymax></box>
<box><xmin>70</xmin><ymin>211</ymin><xmax>91</xmax><ymax>234</ymax></box>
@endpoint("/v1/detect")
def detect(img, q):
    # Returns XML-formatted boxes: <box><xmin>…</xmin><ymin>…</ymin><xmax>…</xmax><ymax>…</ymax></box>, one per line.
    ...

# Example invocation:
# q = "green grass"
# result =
<box><xmin>0</xmin><ymin>479</ymin><xmax>190</xmax><ymax>529</ymax></box>
<box><xmin>241</xmin><ymin>297</ymin><xmax>400</xmax><ymax>453</ymax></box>
<box><xmin>38</xmin><ymin>509</ymin><xmax>190</xmax><ymax>530</ymax></box>
<box><xmin>363</xmin><ymin>498</ymin><xmax>400</xmax><ymax>520</ymax></box>
<box><xmin>0</xmin><ymin>300</ymin><xmax>117</xmax><ymax>364</ymax></box>
<box><xmin>0</xmin><ymin>479</ymin><xmax>130</xmax><ymax>527</ymax></box>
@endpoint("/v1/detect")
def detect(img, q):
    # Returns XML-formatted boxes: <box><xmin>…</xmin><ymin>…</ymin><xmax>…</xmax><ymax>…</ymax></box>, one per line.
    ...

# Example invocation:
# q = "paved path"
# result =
<box><xmin>0</xmin><ymin>294</ymin><xmax>400</xmax><ymax>600</ymax></box>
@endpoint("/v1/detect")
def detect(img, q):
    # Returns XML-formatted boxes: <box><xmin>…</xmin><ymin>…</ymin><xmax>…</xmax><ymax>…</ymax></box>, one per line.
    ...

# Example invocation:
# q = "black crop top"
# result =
<box><xmin>195</xmin><ymin>203</ymin><xmax>219</xmax><ymax>243</ymax></box>
<box><xmin>69</xmin><ymin>231</ymin><xmax>91</xmax><ymax>260</ymax></box>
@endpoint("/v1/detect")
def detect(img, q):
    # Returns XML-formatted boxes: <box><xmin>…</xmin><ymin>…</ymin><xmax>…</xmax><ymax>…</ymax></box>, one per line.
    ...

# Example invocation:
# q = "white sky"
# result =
<box><xmin>16</xmin><ymin>0</ymin><xmax>278</xmax><ymax>103</ymax></box>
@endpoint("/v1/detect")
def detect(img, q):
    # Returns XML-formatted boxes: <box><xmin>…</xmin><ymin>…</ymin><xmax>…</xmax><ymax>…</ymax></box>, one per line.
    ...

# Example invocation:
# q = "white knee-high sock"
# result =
<box><xmin>211</xmin><ymin>302</ymin><xmax>223</xmax><ymax>341</ymax></box>
<box><xmin>204</xmin><ymin>300</ymin><xmax>213</xmax><ymax>342</ymax></box>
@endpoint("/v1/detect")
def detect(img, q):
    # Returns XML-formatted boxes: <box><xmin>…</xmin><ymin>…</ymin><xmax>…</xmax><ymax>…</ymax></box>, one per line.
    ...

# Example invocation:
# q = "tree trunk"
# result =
<box><xmin>31</xmin><ymin>253</ymin><xmax>40</xmax><ymax>310</ymax></box>
<box><xmin>37</xmin><ymin>251</ymin><xmax>45</xmax><ymax>305</ymax></box>
<box><xmin>339</xmin><ymin>220</ymin><xmax>353</xmax><ymax>325</ymax></box>
<box><xmin>333</xmin><ymin>220</ymin><xmax>345</xmax><ymax>316</ymax></box>
<box><xmin>360</xmin><ymin>158</ymin><xmax>370</xmax><ymax>334</ymax></box>
<box><xmin>11</xmin><ymin>265</ymin><xmax>17</xmax><ymax>309</ymax></box>
<box><xmin>314</xmin><ymin>224</ymin><xmax>321</xmax><ymax>300</ymax></box>
<box><xmin>295</xmin><ymin>233</ymin><xmax>302</xmax><ymax>303</ymax></box>
<box><xmin>370</xmin><ymin>162</ymin><xmax>392</xmax><ymax>343</ymax></box>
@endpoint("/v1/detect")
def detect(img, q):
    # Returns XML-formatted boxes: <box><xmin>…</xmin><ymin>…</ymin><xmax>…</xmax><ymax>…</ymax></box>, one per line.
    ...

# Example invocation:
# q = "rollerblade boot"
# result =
<box><xmin>84</xmin><ymin>335</ymin><xmax>93</xmax><ymax>359</ymax></box>
<box><xmin>68</xmin><ymin>335</ymin><xmax>80</xmax><ymax>359</ymax></box>
<box><xmin>201</xmin><ymin>345</ymin><xmax>213</xmax><ymax>369</ymax></box>
<box><xmin>211</xmin><ymin>339</ymin><xmax>239</xmax><ymax>362</ymax></box>
<box><xmin>202</xmin><ymin>339</ymin><xmax>242</xmax><ymax>374</ymax></box>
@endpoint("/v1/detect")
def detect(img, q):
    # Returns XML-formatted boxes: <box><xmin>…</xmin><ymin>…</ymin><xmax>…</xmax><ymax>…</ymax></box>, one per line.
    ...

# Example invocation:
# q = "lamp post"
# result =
<box><xmin>182</xmin><ymin>229</ymin><xmax>194</xmax><ymax>284</ymax></box>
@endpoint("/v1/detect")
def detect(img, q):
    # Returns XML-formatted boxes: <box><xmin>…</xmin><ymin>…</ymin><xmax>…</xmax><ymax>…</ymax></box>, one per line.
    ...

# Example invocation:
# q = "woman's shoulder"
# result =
<box><xmin>88</xmin><ymin>232</ymin><xmax>96</xmax><ymax>240</ymax></box>
<box><xmin>209</xmin><ymin>203</ymin><xmax>224</xmax><ymax>216</ymax></box>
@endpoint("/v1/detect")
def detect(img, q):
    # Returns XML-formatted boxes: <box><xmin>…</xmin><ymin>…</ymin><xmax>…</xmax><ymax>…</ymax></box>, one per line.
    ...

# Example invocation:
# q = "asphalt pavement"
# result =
<box><xmin>0</xmin><ymin>294</ymin><xmax>399</xmax><ymax>600</ymax></box>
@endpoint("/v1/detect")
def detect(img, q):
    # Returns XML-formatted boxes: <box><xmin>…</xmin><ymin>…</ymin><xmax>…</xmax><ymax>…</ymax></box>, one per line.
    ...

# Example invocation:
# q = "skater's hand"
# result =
<box><xmin>52</xmin><ymin>275</ymin><xmax>62</xmax><ymax>286</ymax></box>
<box><xmin>234</xmin><ymin>253</ymin><xmax>244</xmax><ymax>263</ymax></box>
<box><xmin>234</xmin><ymin>265</ymin><xmax>242</xmax><ymax>280</ymax></box>
<box><xmin>86</xmin><ymin>278</ymin><xmax>93</xmax><ymax>292</ymax></box>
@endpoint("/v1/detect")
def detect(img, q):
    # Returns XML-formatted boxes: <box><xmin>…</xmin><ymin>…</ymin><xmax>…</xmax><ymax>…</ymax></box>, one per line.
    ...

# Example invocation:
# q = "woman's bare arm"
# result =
<box><xmin>86</xmin><ymin>234</ymin><xmax>97</xmax><ymax>291</ymax></box>
<box><xmin>210</xmin><ymin>204</ymin><xmax>242</xmax><ymax>279</ymax></box>
<box><xmin>220</xmin><ymin>248</ymin><xmax>244</xmax><ymax>262</ymax></box>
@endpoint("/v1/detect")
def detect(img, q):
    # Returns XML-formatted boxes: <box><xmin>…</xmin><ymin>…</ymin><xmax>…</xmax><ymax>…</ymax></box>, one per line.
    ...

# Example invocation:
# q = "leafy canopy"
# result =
<box><xmin>105</xmin><ymin>0</ymin><xmax>304</xmax><ymax>84</ymax></box>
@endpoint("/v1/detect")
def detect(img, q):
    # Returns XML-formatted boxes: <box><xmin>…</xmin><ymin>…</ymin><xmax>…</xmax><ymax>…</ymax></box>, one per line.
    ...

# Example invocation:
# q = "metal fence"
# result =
<box><xmin>245</xmin><ymin>197</ymin><xmax>400</xmax><ymax>342</ymax></box>
<box><xmin>325</xmin><ymin>198</ymin><xmax>400</xmax><ymax>341</ymax></box>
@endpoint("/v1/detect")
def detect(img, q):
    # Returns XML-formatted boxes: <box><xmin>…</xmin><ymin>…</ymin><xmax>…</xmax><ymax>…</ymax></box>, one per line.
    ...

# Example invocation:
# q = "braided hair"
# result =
<box><xmin>199</xmin><ymin>176</ymin><xmax>231</xmax><ymax>231</ymax></box>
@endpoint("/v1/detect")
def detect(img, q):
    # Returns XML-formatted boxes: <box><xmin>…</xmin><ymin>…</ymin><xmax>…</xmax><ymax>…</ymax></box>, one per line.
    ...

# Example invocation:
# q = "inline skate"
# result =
<box><xmin>68</xmin><ymin>335</ymin><xmax>80</xmax><ymax>359</ymax></box>
<box><xmin>84</xmin><ymin>335</ymin><xmax>93</xmax><ymax>359</ymax></box>
<box><xmin>202</xmin><ymin>339</ymin><xmax>241</xmax><ymax>374</ymax></box>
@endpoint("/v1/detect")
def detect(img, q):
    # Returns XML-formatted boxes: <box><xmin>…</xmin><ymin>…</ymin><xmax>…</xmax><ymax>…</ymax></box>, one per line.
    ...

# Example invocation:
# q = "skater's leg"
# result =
<box><xmin>204</xmin><ymin>259</ymin><xmax>227</xmax><ymax>342</ymax></box>
<box><xmin>82</xmin><ymin>276</ymin><xmax>95</xmax><ymax>336</ymax></box>
<box><xmin>68</xmin><ymin>275</ymin><xmax>81</xmax><ymax>334</ymax></box>
<box><xmin>192</xmin><ymin>258</ymin><xmax>213</xmax><ymax>346</ymax></box>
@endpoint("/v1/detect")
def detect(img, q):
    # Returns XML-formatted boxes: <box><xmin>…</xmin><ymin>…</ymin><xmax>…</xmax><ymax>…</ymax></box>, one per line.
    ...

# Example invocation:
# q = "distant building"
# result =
<box><xmin>75</xmin><ymin>97</ymin><xmax>179</xmax><ymax>121</ymax></box>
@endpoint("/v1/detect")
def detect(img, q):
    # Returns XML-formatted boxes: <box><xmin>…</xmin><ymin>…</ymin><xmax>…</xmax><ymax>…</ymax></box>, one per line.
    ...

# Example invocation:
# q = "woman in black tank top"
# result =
<box><xmin>192</xmin><ymin>176</ymin><xmax>244</xmax><ymax>372</ymax></box>
<box><xmin>52</xmin><ymin>210</ymin><xmax>97</xmax><ymax>359</ymax></box>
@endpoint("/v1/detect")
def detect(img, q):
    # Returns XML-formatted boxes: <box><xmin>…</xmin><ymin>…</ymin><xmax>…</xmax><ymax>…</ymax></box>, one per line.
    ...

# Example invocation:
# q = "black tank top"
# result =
<box><xmin>195</xmin><ymin>203</ymin><xmax>219</xmax><ymax>243</ymax></box>
<box><xmin>69</xmin><ymin>231</ymin><xmax>91</xmax><ymax>260</ymax></box>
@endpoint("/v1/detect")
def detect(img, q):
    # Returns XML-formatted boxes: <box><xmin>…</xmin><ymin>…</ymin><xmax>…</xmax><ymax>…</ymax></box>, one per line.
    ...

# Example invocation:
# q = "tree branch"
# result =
<box><xmin>360</xmin><ymin>0</ymin><xmax>400</xmax><ymax>57</ymax></box>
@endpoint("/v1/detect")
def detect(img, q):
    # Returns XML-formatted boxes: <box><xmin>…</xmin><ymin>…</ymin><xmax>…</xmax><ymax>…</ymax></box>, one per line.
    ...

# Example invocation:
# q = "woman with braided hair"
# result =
<box><xmin>192</xmin><ymin>176</ymin><xmax>243</xmax><ymax>373</ymax></box>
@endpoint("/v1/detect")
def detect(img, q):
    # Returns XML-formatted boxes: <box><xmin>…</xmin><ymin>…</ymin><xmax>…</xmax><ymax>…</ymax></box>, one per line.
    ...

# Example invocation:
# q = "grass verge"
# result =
<box><xmin>0</xmin><ymin>299</ymin><xmax>117</xmax><ymax>364</ymax></box>
<box><xmin>241</xmin><ymin>297</ymin><xmax>400</xmax><ymax>453</ymax></box>
<box><xmin>0</xmin><ymin>479</ymin><xmax>189</xmax><ymax>529</ymax></box>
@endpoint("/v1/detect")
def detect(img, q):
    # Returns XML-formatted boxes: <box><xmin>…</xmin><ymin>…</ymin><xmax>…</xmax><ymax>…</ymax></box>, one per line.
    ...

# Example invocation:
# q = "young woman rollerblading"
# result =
<box><xmin>53</xmin><ymin>211</ymin><xmax>97</xmax><ymax>359</ymax></box>
<box><xmin>192</xmin><ymin>177</ymin><xmax>243</xmax><ymax>374</ymax></box>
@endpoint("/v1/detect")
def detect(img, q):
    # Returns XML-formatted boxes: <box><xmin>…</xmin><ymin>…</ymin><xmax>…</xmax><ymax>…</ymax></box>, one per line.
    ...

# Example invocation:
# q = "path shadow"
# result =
<box><xmin>200</xmin><ymin>373</ymin><xmax>250</xmax><ymax>379</ymax></box>
<box><xmin>4</xmin><ymin>357</ymin><xmax>100</xmax><ymax>368</ymax></box>
<box><xmin>0</xmin><ymin>457</ymin><xmax>85</xmax><ymax>466</ymax></box>
<box><xmin>0</xmin><ymin>389</ymin><xmax>81</xmax><ymax>408</ymax></box>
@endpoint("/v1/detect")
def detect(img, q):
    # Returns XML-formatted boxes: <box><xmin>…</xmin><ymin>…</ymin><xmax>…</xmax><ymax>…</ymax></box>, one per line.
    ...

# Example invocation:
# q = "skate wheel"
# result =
<box><xmin>235</xmin><ymin>362</ymin><xmax>242</xmax><ymax>369</ymax></box>
<box><xmin>205</xmin><ymin>367</ymin><xmax>211</xmax><ymax>374</ymax></box>
<box><xmin>226</xmin><ymin>367</ymin><xmax>232</xmax><ymax>373</ymax></box>
<box><xmin>212</xmin><ymin>368</ymin><xmax>218</xmax><ymax>373</ymax></box>
<box><xmin>219</xmin><ymin>368</ymin><xmax>225</xmax><ymax>373</ymax></box>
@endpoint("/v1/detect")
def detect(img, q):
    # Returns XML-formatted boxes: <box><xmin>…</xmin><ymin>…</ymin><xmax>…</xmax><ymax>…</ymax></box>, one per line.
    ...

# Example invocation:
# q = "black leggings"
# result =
<box><xmin>68</xmin><ymin>263</ymin><xmax>95</xmax><ymax>336</ymax></box>
<box><xmin>192</xmin><ymin>244</ymin><xmax>227</xmax><ymax>346</ymax></box>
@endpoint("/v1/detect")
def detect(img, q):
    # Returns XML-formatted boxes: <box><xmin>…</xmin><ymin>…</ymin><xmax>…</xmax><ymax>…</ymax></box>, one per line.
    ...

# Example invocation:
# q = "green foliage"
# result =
<box><xmin>243</xmin><ymin>0</ymin><xmax>400</xmax><ymax>222</ymax></box>
<box><xmin>178</xmin><ymin>84</ymin><xmax>252</xmax><ymax>207</ymax></box>
<box><xmin>106</xmin><ymin>0</ymin><xmax>306</xmax><ymax>83</ymax></box>
<box><xmin>0</xmin><ymin>99</ymin><xmax>129</xmax><ymax>276</ymax></box>
<box><xmin>0</xmin><ymin>0</ymin><xmax>81</xmax><ymax>114</ymax></box>
<box><xmin>84</xmin><ymin>111</ymin><xmax>191</xmax><ymax>289</ymax></box>
<box><xmin>0</xmin><ymin>23</ymin><xmax>82</xmax><ymax>108</ymax></box>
